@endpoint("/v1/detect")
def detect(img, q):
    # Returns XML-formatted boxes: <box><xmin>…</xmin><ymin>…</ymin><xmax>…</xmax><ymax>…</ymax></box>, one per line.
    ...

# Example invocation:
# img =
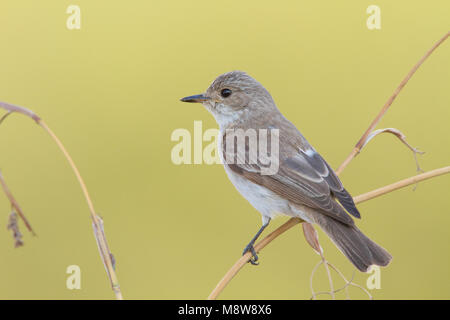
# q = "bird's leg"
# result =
<box><xmin>242</xmin><ymin>218</ymin><xmax>271</xmax><ymax>265</ymax></box>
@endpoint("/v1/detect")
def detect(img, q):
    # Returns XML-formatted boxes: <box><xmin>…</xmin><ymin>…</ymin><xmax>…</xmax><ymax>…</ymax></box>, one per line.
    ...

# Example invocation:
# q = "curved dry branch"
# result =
<box><xmin>207</xmin><ymin>166</ymin><xmax>450</xmax><ymax>300</ymax></box>
<box><xmin>0</xmin><ymin>102</ymin><xmax>122</xmax><ymax>300</ymax></box>
<box><xmin>0</xmin><ymin>102</ymin><xmax>41</xmax><ymax>123</ymax></box>
<box><xmin>335</xmin><ymin>31</ymin><xmax>449</xmax><ymax>175</ymax></box>
<box><xmin>362</xmin><ymin>128</ymin><xmax>425</xmax><ymax>172</ymax></box>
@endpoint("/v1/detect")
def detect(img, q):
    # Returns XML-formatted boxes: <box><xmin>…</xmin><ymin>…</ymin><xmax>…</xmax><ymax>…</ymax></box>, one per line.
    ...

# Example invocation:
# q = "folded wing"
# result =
<box><xmin>223</xmin><ymin>130</ymin><xmax>360</xmax><ymax>226</ymax></box>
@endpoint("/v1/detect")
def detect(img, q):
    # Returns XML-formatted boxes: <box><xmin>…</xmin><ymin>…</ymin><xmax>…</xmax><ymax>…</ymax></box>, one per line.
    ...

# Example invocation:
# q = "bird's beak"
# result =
<box><xmin>180</xmin><ymin>94</ymin><xmax>210</xmax><ymax>103</ymax></box>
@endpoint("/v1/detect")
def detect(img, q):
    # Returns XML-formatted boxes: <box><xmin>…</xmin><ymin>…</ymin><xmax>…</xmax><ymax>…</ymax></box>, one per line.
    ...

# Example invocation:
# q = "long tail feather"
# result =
<box><xmin>312</xmin><ymin>212</ymin><xmax>392</xmax><ymax>272</ymax></box>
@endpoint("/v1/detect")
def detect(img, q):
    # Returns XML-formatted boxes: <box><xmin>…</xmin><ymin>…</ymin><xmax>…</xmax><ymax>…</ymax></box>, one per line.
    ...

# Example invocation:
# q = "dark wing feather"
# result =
<box><xmin>301</xmin><ymin>150</ymin><xmax>361</xmax><ymax>219</ymax></box>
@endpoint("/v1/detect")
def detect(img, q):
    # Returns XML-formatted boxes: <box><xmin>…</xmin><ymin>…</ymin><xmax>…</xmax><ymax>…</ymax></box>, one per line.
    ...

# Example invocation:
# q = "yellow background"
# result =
<box><xmin>0</xmin><ymin>1</ymin><xmax>449</xmax><ymax>299</ymax></box>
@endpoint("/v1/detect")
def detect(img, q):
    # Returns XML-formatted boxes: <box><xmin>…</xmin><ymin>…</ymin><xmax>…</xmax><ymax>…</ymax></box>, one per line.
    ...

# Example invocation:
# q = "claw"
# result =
<box><xmin>243</xmin><ymin>244</ymin><xmax>259</xmax><ymax>265</ymax></box>
<box><xmin>249</xmin><ymin>255</ymin><xmax>259</xmax><ymax>265</ymax></box>
<box><xmin>241</xmin><ymin>218</ymin><xmax>271</xmax><ymax>266</ymax></box>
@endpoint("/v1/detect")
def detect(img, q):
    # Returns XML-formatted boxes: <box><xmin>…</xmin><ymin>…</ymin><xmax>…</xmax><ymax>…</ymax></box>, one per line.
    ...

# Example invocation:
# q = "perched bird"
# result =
<box><xmin>180</xmin><ymin>71</ymin><xmax>392</xmax><ymax>272</ymax></box>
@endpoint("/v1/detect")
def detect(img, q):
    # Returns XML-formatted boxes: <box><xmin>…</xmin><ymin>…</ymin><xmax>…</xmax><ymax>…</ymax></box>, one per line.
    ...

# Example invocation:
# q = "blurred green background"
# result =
<box><xmin>0</xmin><ymin>0</ymin><xmax>449</xmax><ymax>299</ymax></box>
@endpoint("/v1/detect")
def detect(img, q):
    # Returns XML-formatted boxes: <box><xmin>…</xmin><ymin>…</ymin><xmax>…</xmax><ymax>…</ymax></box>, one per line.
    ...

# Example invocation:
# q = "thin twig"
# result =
<box><xmin>208</xmin><ymin>218</ymin><xmax>303</xmax><ymax>300</ymax></box>
<box><xmin>0</xmin><ymin>111</ymin><xmax>12</xmax><ymax>126</ymax></box>
<box><xmin>327</xmin><ymin>263</ymin><xmax>372</xmax><ymax>299</ymax></box>
<box><xmin>320</xmin><ymin>256</ymin><xmax>335</xmax><ymax>299</ymax></box>
<box><xmin>362</xmin><ymin>128</ymin><xmax>425</xmax><ymax>172</ymax></box>
<box><xmin>0</xmin><ymin>102</ymin><xmax>123</xmax><ymax>300</ymax></box>
<box><xmin>39</xmin><ymin>121</ymin><xmax>123</xmax><ymax>300</ymax></box>
<box><xmin>318</xmin><ymin>240</ymin><xmax>334</xmax><ymax>299</ymax></box>
<box><xmin>309</xmin><ymin>260</ymin><xmax>323</xmax><ymax>299</ymax></box>
<box><xmin>310</xmin><ymin>271</ymin><xmax>354</xmax><ymax>299</ymax></box>
<box><xmin>323</xmin><ymin>264</ymin><xmax>372</xmax><ymax>300</ymax></box>
<box><xmin>0</xmin><ymin>170</ymin><xmax>35</xmax><ymax>235</ymax></box>
<box><xmin>335</xmin><ymin>31</ymin><xmax>449</xmax><ymax>175</ymax></box>
<box><xmin>353</xmin><ymin>166</ymin><xmax>450</xmax><ymax>204</ymax></box>
<box><xmin>310</xmin><ymin>265</ymin><xmax>362</xmax><ymax>300</ymax></box>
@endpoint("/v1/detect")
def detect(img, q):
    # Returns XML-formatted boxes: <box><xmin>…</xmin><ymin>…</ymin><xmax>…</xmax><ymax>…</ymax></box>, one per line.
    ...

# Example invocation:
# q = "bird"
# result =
<box><xmin>180</xmin><ymin>71</ymin><xmax>392</xmax><ymax>272</ymax></box>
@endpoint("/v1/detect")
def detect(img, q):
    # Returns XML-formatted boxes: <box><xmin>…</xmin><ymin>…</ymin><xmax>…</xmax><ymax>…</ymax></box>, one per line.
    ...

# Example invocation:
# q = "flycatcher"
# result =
<box><xmin>181</xmin><ymin>71</ymin><xmax>392</xmax><ymax>272</ymax></box>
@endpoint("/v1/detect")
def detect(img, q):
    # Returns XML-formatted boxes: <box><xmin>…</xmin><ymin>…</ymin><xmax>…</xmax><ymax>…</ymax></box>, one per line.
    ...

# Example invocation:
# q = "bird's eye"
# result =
<box><xmin>220</xmin><ymin>88</ymin><xmax>232</xmax><ymax>98</ymax></box>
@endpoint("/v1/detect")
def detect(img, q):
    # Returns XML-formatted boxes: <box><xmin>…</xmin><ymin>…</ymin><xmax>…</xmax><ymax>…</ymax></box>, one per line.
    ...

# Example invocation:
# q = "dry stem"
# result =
<box><xmin>0</xmin><ymin>102</ymin><xmax>122</xmax><ymax>300</ymax></box>
<box><xmin>353</xmin><ymin>166</ymin><xmax>450</xmax><ymax>204</ymax></box>
<box><xmin>208</xmin><ymin>166</ymin><xmax>450</xmax><ymax>300</ymax></box>
<box><xmin>362</xmin><ymin>128</ymin><xmax>425</xmax><ymax>173</ymax></box>
<box><xmin>335</xmin><ymin>31</ymin><xmax>449</xmax><ymax>175</ymax></box>
<box><xmin>0</xmin><ymin>171</ymin><xmax>35</xmax><ymax>235</ymax></box>
<box><xmin>310</xmin><ymin>262</ymin><xmax>372</xmax><ymax>300</ymax></box>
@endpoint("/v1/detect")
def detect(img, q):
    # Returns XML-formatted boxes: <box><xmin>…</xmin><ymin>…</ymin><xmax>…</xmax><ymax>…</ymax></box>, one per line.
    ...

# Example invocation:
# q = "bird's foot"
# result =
<box><xmin>242</xmin><ymin>244</ymin><xmax>259</xmax><ymax>265</ymax></box>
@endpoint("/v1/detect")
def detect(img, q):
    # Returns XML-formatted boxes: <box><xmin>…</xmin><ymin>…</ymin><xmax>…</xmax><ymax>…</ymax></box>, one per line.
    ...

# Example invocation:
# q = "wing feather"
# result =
<box><xmin>301</xmin><ymin>149</ymin><xmax>360</xmax><ymax>218</ymax></box>
<box><xmin>223</xmin><ymin>131</ymin><xmax>358</xmax><ymax>225</ymax></box>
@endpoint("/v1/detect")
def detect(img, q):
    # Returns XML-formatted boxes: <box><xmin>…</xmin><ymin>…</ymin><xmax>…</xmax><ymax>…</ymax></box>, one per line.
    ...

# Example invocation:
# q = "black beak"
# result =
<box><xmin>180</xmin><ymin>94</ymin><xmax>210</xmax><ymax>103</ymax></box>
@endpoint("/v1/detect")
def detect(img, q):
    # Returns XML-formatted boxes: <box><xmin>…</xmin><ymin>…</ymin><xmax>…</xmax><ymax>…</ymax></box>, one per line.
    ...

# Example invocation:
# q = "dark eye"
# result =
<box><xmin>220</xmin><ymin>88</ymin><xmax>232</xmax><ymax>98</ymax></box>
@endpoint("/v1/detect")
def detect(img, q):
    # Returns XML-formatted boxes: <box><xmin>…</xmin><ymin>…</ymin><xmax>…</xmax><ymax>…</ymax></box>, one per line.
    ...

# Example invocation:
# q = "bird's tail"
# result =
<box><xmin>312</xmin><ymin>213</ymin><xmax>392</xmax><ymax>272</ymax></box>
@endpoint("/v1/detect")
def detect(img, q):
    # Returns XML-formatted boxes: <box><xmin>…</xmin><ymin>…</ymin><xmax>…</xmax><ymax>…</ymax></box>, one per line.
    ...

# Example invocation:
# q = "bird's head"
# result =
<box><xmin>180</xmin><ymin>71</ymin><xmax>277</xmax><ymax>127</ymax></box>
